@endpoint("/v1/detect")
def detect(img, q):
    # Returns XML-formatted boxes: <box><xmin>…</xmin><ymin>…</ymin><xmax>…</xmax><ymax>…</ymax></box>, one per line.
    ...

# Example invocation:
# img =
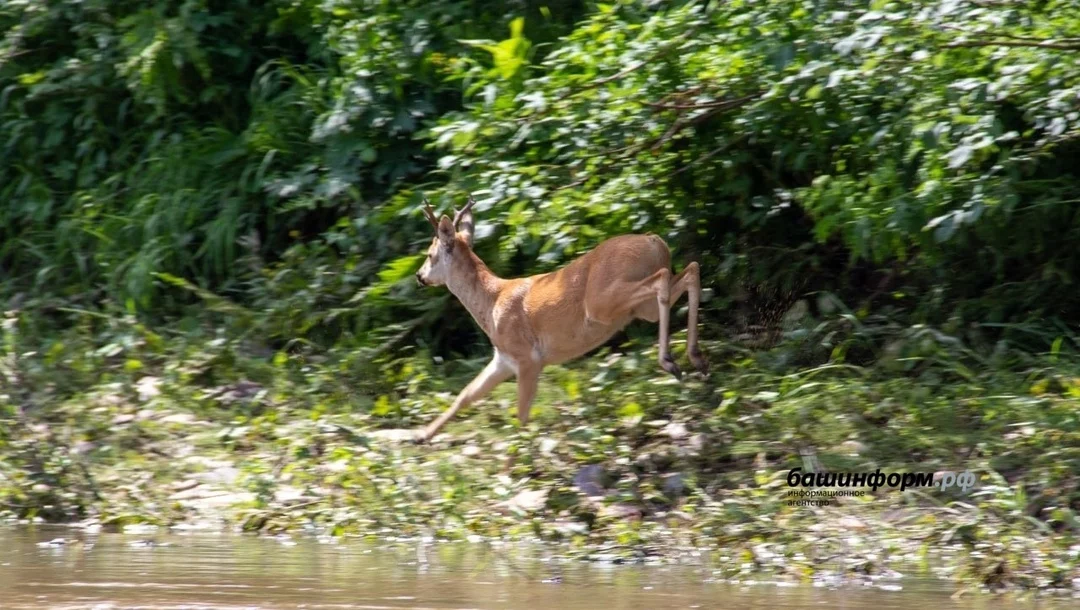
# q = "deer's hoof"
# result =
<box><xmin>661</xmin><ymin>354</ymin><xmax>682</xmax><ymax>380</ymax></box>
<box><xmin>412</xmin><ymin>429</ymin><xmax>431</xmax><ymax>445</ymax></box>
<box><xmin>689</xmin><ymin>348</ymin><xmax>709</xmax><ymax>375</ymax></box>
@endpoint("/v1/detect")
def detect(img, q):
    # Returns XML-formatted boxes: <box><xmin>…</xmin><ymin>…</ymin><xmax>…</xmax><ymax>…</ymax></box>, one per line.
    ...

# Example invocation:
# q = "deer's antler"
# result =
<box><xmin>421</xmin><ymin>196</ymin><xmax>439</xmax><ymax>229</ymax></box>
<box><xmin>452</xmin><ymin>194</ymin><xmax>476</xmax><ymax>229</ymax></box>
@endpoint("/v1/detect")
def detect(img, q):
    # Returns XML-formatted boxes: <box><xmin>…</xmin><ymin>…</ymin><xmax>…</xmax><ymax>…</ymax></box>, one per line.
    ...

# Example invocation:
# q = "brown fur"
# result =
<box><xmin>415</xmin><ymin>202</ymin><xmax>706</xmax><ymax>442</ymax></box>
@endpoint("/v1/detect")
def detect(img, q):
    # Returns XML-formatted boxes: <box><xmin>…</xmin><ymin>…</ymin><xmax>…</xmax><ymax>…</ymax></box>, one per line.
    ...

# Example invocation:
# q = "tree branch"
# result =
<box><xmin>550</xmin><ymin>92</ymin><xmax>757</xmax><ymax>192</ymax></box>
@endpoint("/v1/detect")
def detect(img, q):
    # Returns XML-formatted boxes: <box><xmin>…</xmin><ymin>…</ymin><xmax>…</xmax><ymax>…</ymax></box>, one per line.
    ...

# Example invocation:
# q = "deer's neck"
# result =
<box><xmin>447</xmin><ymin>251</ymin><xmax>505</xmax><ymax>338</ymax></box>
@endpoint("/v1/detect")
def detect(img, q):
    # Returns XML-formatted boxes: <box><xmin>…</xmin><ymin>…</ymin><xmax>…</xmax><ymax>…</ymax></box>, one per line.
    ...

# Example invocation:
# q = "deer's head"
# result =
<box><xmin>416</xmin><ymin>195</ymin><xmax>476</xmax><ymax>287</ymax></box>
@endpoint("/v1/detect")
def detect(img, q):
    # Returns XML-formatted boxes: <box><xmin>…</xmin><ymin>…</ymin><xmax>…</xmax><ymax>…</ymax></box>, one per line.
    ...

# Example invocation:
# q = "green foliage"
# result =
<box><xmin>4</xmin><ymin>0</ymin><xmax>1080</xmax><ymax>593</ymax></box>
<box><xmin>0</xmin><ymin>0</ymin><xmax>584</xmax><ymax>315</ymax></box>
<box><xmin>426</xmin><ymin>0</ymin><xmax>1080</xmax><ymax>331</ymax></box>
<box><xmin>3</xmin><ymin>0</ymin><xmax>1080</xmax><ymax>347</ymax></box>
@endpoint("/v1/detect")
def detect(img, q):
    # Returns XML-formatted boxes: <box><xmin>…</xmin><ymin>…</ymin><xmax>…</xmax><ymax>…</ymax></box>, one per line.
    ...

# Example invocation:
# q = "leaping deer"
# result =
<box><xmin>414</xmin><ymin>195</ymin><xmax>707</xmax><ymax>442</ymax></box>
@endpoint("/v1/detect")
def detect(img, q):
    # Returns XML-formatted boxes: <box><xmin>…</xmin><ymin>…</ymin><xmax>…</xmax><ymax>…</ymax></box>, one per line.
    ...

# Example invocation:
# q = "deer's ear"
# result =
<box><xmin>437</xmin><ymin>215</ymin><xmax>456</xmax><ymax>244</ymax></box>
<box><xmin>457</xmin><ymin>208</ymin><xmax>474</xmax><ymax>247</ymax></box>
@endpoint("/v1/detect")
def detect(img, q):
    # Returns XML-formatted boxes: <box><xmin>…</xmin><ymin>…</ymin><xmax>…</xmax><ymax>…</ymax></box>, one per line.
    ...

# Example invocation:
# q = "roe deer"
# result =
<box><xmin>414</xmin><ymin>195</ymin><xmax>706</xmax><ymax>442</ymax></box>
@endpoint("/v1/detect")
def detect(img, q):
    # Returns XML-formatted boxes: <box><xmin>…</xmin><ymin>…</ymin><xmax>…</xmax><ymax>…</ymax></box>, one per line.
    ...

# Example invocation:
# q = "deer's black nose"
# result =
<box><xmin>415</xmin><ymin>272</ymin><xmax>425</xmax><ymax>286</ymax></box>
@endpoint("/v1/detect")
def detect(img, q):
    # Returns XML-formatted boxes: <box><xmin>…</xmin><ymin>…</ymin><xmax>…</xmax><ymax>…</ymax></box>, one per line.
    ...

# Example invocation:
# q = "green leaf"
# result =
<box><xmin>377</xmin><ymin>254</ymin><xmax>425</xmax><ymax>285</ymax></box>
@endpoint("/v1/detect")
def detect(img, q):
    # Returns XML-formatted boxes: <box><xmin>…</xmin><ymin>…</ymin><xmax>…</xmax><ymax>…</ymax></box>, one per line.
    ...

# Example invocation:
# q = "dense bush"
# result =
<box><xmin>3</xmin><ymin>0</ymin><xmax>1079</xmax><ymax>357</ymax></box>
<box><xmin>0</xmin><ymin>0</ymin><xmax>583</xmax><ymax>315</ymax></box>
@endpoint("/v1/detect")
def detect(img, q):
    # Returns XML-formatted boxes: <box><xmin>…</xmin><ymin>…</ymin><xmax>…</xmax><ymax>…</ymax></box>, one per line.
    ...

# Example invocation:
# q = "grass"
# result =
<box><xmin>2</xmin><ymin>306</ymin><xmax>1080</xmax><ymax>594</ymax></box>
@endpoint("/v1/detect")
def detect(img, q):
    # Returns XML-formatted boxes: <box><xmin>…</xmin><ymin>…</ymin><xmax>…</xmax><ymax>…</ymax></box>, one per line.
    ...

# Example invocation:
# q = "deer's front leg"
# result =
<box><xmin>419</xmin><ymin>353</ymin><xmax>513</xmax><ymax>442</ymax></box>
<box><xmin>515</xmin><ymin>365</ymin><xmax>541</xmax><ymax>427</ymax></box>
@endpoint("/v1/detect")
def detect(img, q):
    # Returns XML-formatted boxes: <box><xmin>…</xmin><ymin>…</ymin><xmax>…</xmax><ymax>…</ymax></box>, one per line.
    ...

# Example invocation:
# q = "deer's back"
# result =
<box><xmin>572</xmin><ymin>233</ymin><xmax>671</xmax><ymax>283</ymax></box>
<box><xmin>517</xmin><ymin>233</ymin><xmax>672</xmax><ymax>365</ymax></box>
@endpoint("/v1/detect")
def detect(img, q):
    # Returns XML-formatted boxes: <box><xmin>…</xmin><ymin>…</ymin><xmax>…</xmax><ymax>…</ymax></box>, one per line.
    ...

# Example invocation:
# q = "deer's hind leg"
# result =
<box><xmin>620</xmin><ymin>263</ymin><xmax>706</xmax><ymax>376</ymax></box>
<box><xmin>668</xmin><ymin>262</ymin><xmax>707</xmax><ymax>373</ymax></box>
<box><xmin>584</xmin><ymin>267</ymin><xmax>680</xmax><ymax>379</ymax></box>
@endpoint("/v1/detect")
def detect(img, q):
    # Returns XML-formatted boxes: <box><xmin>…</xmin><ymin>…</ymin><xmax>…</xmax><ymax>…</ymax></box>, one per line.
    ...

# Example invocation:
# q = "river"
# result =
<box><xmin>0</xmin><ymin>526</ymin><xmax>1062</xmax><ymax>609</ymax></box>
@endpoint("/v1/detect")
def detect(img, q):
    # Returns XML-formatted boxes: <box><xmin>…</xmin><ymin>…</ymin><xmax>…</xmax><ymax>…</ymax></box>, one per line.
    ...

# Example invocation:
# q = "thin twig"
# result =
<box><xmin>552</xmin><ymin>27</ymin><xmax>701</xmax><ymax>103</ymax></box>
<box><xmin>553</xmin><ymin>176</ymin><xmax>589</xmax><ymax>193</ymax></box>
<box><xmin>945</xmin><ymin>40</ymin><xmax>1080</xmax><ymax>50</ymax></box>
<box><xmin>993</xmin><ymin>32</ymin><xmax>1080</xmax><ymax>44</ymax></box>
<box><xmin>639</xmin><ymin>93</ymin><xmax>761</xmax><ymax>111</ymax></box>
<box><xmin>75</xmin><ymin>460</ymin><xmax>104</xmax><ymax>503</ymax></box>
<box><xmin>573</xmin><ymin>140</ymin><xmax>652</xmax><ymax>162</ymax></box>
<box><xmin>665</xmin><ymin>133</ymin><xmax>749</xmax><ymax>179</ymax></box>
<box><xmin>940</xmin><ymin>23</ymin><xmax>1080</xmax><ymax>45</ymax></box>
<box><xmin>268</xmin><ymin>498</ymin><xmax>327</xmax><ymax>514</ymax></box>
<box><xmin>552</xmin><ymin>106</ymin><xmax>747</xmax><ymax>192</ymax></box>
<box><xmin>652</xmin><ymin>114</ymin><xmax>694</xmax><ymax>151</ymax></box>
<box><xmin>568</xmin><ymin>91</ymin><xmax>758</xmax><ymax>164</ymax></box>
<box><xmin>554</xmin><ymin>62</ymin><xmax>647</xmax><ymax>102</ymax></box>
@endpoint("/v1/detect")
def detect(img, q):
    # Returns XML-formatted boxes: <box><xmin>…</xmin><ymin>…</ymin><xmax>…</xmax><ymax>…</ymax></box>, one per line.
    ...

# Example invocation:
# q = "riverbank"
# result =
<box><xmin>10</xmin><ymin>525</ymin><xmax>1058</xmax><ymax>610</ymax></box>
<box><xmin>3</xmin><ymin>313</ymin><xmax>1080</xmax><ymax>594</ymax></box>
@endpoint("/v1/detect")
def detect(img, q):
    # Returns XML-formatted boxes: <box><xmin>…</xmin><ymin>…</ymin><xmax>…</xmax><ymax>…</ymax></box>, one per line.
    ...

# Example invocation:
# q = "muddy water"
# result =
<box><xmin>0</xmin><ymin>526</ymin><xmax>1058</xmax><ymax>609</ymax></box>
